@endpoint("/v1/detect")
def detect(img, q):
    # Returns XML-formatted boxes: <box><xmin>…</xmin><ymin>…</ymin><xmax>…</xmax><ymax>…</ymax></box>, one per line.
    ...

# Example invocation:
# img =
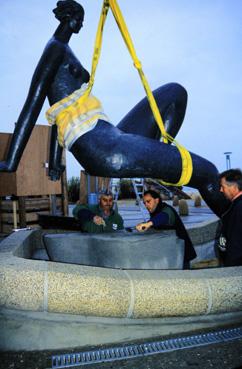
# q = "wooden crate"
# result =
<box><xmin>0</xmin><ymin>125</ymin><xmax>63</xmax><ymax>197</ymax></box>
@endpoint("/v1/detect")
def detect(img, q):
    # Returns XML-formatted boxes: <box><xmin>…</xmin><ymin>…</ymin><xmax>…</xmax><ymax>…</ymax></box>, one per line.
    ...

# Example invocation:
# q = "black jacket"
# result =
<box><xmin>220</xmin><ymin>194</ymin><xmax>242</xmax><ymax>266</ymax></box>
<box><xmin>150</xmin><ymin>202</ymin><xmax>196</xmax><ymax>263</ymax></box>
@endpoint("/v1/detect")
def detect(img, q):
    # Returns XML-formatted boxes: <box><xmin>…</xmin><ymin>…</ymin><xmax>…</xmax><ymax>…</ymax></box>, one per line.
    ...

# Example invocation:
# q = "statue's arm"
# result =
<box><xmin>48</xmin><ymin>125</ymin><xmax>65</xmax><ymax>181</ymax></box>
<box><xmin>0</xmin><ymin>42</ymin><xmax>64</xmax><ymax>172</ymax></box>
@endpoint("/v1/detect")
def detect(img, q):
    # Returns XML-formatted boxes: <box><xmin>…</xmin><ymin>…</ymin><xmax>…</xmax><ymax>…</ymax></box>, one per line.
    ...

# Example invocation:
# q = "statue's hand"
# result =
<box><xmin>48</xmin><ymin>164</ymin><xmax>65</xmax><ymax>181</ymax></box>
<box><xmin>0</xmin><ymin>161</ymin><xmax>13</xmax><ymax>172</ymax></box>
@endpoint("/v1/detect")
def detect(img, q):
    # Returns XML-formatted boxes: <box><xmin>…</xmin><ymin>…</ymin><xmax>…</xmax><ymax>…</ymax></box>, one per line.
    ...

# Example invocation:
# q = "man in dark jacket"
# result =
<box><xmin>136</xmin><ymin>190</ymin><xmax>196</xmax><ymax>268</ymax></box>
<box><xmin>218</xmin><ymin>168</ymin><xmax>242</xmax><ymax>266</ymax></box>
<box><xmin>73</xmin><ymin>190</ymin><xmax>124</xmax><ymax>233</ymax></box>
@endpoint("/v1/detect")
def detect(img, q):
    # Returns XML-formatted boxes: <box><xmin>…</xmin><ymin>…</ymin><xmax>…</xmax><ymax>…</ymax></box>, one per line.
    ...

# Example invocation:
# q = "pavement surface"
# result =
<box><xmin>1</xmin><ymin>325</ymin><xmax>242</xmax><ymax>369</ymax></box>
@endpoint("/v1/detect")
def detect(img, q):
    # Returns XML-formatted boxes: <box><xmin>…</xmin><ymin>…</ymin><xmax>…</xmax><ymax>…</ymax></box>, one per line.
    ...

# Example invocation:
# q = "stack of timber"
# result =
<box><xmin>0</xmin><ymin>195</ymin><xmax>63</xmax><ymax>234</ymax></box>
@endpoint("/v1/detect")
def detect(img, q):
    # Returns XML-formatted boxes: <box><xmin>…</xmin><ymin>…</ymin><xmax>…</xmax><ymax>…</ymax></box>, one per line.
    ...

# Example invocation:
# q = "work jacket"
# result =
<box><xmin>149</xmin><ymin>202</ymin><xmax>196</xmax><ymax>263</ymax></box>
<box><xmin>73</xmin><ymin>203</ymin><xmax>124</xmax><ymax>233</ymax></box>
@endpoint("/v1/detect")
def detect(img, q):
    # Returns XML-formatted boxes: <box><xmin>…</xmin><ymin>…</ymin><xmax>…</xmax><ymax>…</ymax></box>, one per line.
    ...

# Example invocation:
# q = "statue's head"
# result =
<box><xmin>53</xmin><ymin>0</ymin><xmax>84</xmax><ymax>33</ymax></box>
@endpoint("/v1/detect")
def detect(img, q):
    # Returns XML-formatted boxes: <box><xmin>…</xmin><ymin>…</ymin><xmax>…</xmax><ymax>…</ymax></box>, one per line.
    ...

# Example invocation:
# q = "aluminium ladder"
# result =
<box><xmin>131</xmin><ymin>178</ymin><xmax>148</xmax><ymax>222</ymax></box>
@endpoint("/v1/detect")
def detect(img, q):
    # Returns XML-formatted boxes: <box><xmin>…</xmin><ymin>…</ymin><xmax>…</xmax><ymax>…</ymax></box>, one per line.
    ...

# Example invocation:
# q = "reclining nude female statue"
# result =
<box><xmin>0</xmin><ymin>0</ymin><xmax>228</xmax><ymax>217</ymax></box>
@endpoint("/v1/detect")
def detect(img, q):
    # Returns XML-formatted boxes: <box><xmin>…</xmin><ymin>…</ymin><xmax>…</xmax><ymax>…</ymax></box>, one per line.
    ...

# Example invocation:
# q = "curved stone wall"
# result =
<box><xmin>0</xmin><ymin>227</ymin><xmax>241</xmax><ymax>319</ymax></box>
<box><xmin>1</xmin><ymin>225</ymin><xmax>242</xmax><ymax>350</ymax></box>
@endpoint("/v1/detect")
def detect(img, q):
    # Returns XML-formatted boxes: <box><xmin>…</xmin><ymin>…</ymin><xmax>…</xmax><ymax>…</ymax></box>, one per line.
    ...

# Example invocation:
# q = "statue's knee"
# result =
<box><xmin>83</xmin><ymin>152</ymin><xmax>125</xmax><ymax>177</ymax></box>
<box><xmin>104</xmin><ymin>153</ymin><xmax>126</xmax><ymax>176</ymax></box>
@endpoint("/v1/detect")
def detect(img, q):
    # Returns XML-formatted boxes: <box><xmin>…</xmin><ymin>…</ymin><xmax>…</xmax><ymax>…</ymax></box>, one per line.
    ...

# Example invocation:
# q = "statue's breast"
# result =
<box><xmin>48</xmin><ymin>49</ymin><xmax>89</xmax><ymax>105</ymax></box>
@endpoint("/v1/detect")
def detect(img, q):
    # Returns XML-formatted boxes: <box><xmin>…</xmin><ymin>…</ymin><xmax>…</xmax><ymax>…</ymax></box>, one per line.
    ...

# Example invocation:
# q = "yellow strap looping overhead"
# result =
<box><xmin>71</xmin><ymin>0</ymin><xmax>109</xmax><ymax>104</ymax></box>
<box><xmin>107</xmin><ymin>0</ymin><xmax>193</xmax><ymax>186</ymax></box>
<box><xmin>108</xmin><ymin>0</ymin><xmax>168</xmax><ymax>143</ymax></box>
<box><xmin>105</xmin><ymin>0</ymin><xmax>193</xmax><ymax>185</ymax></box>
<box><xmin>57</xmin><ymin>0</ymin><xmax>193</xmax><ymax>186</ymax></box>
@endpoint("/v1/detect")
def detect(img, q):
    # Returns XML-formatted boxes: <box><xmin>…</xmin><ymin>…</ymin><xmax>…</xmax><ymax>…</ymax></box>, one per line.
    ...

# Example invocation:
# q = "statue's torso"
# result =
<box><xmin>47</xmin><ymin>42</ymin><xmax>89</xmax><ymax>105</ymax></box>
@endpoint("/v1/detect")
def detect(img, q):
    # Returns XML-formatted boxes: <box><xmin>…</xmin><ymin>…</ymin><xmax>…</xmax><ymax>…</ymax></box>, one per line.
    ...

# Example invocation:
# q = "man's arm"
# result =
<box><xmin>73</xmin><ymin>204</ymin><xmax>106</xmax><ymax>227</ymax></box>
<box><xmin>73</xmin><ymin>205</ymin><xmax>95</xmax><ymax>224</ymax></box>
<box><xmin>150</xmin><ymin>212</ymin><xmax>169</xmax><ymax>227</ymax></box>
<box><xmin>136</xmin><ymin>212</ymin><xmax>169</xmax><ymax>232</ymax></box>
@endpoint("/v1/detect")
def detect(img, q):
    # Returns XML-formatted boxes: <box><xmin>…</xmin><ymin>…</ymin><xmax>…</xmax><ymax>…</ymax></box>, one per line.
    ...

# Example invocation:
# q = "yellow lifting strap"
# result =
<box><xmin>106</xmin><ymin>0</ymin><xmax>193</xmax><ymax>186</ymax></box>
<box><xmin>74</xmin><ymin>0</ymin><xmax>193</xmax><ymax>186</ymax></box>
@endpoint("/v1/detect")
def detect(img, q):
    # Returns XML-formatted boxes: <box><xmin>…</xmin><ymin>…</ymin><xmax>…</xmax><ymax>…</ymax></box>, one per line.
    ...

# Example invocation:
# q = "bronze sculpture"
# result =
<box><xmin>0</xmin><ymin>0</ymin><xmax>228</xmax><ymax>216</ymax></box>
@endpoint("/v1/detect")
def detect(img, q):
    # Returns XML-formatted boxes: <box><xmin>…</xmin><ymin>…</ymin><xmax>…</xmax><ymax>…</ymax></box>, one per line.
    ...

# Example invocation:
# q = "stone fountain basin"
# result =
<box><xmin>43</xmin><ymin>231</ymin><xmax>184</xmax><ymax>269</ymax></box>
<box><xmin>1</xmin><ymin>224</ymin><xmax>242</xmax><ymax>351</ymax></box>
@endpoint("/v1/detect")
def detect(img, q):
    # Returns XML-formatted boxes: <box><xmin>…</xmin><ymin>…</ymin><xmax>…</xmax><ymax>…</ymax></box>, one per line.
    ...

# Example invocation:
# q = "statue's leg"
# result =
<box><xmin>117</xmin><ymin>83</ymin><xmax>187</xmax><ymax>140</ymax></box>
<box><xmin>70</xmin><ymin>120</ymin><xmax>227</xmax><ymax>216</ymax></box>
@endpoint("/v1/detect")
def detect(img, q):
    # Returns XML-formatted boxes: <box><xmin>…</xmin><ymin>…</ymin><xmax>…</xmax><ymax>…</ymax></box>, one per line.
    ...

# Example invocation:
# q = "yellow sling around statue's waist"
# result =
<box><xmin>46</xmin><ymin>83</ymin><xmax>110</xmax><ymax>150</ymax></box>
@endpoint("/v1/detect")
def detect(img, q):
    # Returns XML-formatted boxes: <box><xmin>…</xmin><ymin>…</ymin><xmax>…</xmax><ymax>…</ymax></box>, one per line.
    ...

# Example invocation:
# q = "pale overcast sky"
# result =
<box><xmin>0</xmin><ymin>0</ymin><xmax>241</xmax><ymax>179</ymax></box>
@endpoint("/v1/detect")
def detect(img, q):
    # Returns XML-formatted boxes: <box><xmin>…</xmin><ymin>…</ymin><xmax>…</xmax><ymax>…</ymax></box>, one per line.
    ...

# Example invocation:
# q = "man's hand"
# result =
<box><xmin>93</xmin><ymin>215</ymin><xmax>106</xmax><ymax>226</ymax></box>
<box><xmin>135</xmin><ymin>221</ymin><xmax>153</xmax><ymax>232</ymax></box>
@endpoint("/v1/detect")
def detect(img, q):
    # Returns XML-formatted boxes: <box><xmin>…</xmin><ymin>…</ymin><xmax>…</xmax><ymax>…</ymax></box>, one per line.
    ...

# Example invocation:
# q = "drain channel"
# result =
<box><xmin>52</xmin><ymin>326</ymin><xmax>242</xmax><ymax>368</ymax></box>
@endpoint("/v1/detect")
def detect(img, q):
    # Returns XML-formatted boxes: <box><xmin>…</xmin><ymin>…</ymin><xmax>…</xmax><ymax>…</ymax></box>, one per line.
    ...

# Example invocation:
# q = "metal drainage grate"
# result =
<box><xmin>52</xmin><ymin>326</ymin><xmax>242</xmax><ymax>368</ymax></box>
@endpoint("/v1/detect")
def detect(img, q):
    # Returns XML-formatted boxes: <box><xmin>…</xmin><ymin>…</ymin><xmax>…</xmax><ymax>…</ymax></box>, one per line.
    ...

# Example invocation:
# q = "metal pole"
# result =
<box><xmin>223</xmin><ymin>152</ymin><xmax>232</xmax><ymax>170</ymax></box>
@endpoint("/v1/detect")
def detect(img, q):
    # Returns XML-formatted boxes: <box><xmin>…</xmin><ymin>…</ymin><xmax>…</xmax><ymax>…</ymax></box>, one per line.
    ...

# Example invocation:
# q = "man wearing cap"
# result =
<box><xmin>73</xmin><ymin>190</ymin><xmax>124</xmax><ymax>233</ymax></box>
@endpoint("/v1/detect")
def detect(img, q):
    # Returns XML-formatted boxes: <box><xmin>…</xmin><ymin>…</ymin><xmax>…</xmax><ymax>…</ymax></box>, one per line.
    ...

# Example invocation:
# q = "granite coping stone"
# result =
<box><xmin>0</xmin><ymin>227</ymin><xmax>242</xmax><ymax>319</ymax></box>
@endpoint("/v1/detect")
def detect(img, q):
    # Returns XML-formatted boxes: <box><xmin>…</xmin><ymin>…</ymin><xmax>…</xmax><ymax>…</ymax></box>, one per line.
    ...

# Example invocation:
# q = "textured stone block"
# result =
<box><xmin>127</xmin><ymin>270</ymin><xmax>209</xmax><ymax>318</ymax></box>
<box><xmin>208</xmin><ymin>276</ymin><xmax>242</xmax><ymax>313</ymax></box>
<box><xmin>47</xmin><ymin>263</ymin><xmax>130</xmax><ymax>317</ymax></box>
<box><xmin>0</xmin><ymin>264</ymin><xmax>45</xmax><ymax>311</ymax></box>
